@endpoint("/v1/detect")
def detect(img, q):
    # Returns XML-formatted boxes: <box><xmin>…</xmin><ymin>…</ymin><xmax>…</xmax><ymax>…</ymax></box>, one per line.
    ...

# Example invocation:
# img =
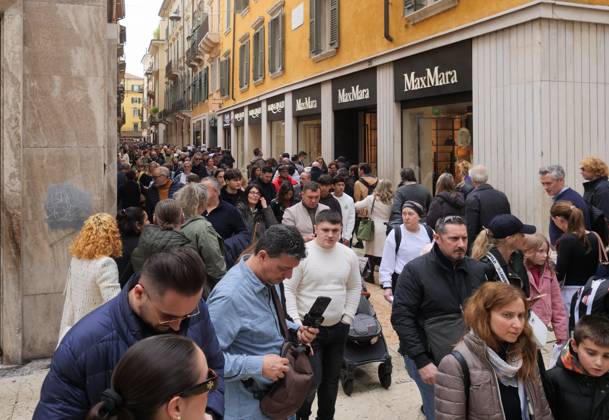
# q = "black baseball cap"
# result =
<box><xmin>487</xmin><ymin>214</ymin><xmax>536</xmax><ymax>239</ymax></box>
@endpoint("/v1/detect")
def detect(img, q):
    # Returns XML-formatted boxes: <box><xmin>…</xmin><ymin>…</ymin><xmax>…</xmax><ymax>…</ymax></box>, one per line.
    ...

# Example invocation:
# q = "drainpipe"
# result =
<box><xmin>384</xmin><ymin>0</ymin><xmax>393</xmax><ymax>42</ymax></box>
<box><xmin>231</xmin><ymin>1</ymin><xmax>236</xmax><ymax>100</ymax></box>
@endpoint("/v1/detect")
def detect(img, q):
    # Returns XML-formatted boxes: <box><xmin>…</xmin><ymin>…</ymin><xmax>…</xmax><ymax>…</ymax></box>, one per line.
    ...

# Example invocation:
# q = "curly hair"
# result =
<box><xmin>464</xmin><ymin>282</ymin><xmax>538</xmax><ymax>380</ymax></box>
<box><xmin>69</xmin><ymin>213</ymin><xmax>122</xmax><ymax>259</ymax></box>
<box><xmin>373</xmin><ymin>179</ymin><xmax>394</xmax><ymax>205</ymax></box>
<box><xmin>580</xmin><ymin>156</ymin><xmax>609</xmax><ymax>178</ymax></box>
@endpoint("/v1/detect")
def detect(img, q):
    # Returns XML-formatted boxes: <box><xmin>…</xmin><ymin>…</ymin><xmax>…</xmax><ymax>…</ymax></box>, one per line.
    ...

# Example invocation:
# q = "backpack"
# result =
<box><xmin>358</xmin><ymin>178</ymin><xmax>378</xmax><ymax>196</ymax></box>
<box><xmin>393</xmin><ymin>224</ymin><xmax>434</xmax><ymax>256</ymax></box>
<box><xmin>570</xmin><ymin>276</ymin><xmax>609</xmax><ymax>331</ymax></box>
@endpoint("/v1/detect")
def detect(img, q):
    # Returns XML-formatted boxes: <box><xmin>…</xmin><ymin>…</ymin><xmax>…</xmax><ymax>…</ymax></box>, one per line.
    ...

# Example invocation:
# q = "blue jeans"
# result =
<box><xmin>404</xmin><ymin>356</ymin><xmax>435</xmax><ymax>420</ymax></box>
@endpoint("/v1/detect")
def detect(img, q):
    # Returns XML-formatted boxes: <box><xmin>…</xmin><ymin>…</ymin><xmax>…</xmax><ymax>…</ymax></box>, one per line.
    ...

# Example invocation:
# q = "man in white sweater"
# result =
<box><xmin>284</xmin><ymin>210</ymin><xmax>361</xmax><ymax>420</ymax></box>
<box><xmin>332</xmin><ymin>175</ymin><xmax>356</xmax><ymax>246</ymax></box>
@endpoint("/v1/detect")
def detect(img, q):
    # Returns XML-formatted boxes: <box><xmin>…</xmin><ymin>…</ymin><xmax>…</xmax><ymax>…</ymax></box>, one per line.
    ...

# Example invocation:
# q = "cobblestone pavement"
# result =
<box><xmin>0</xmin><ymin>270</ymin><xmax>559</xmax><ymax>420</ymax></box>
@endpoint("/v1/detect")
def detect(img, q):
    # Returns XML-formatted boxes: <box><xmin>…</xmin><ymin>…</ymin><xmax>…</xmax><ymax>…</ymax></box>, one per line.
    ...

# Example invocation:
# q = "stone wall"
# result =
<box><xmin>1</xmin><ymin>0</ymin><xmax>117</xmax><ymax>363</ymax></box>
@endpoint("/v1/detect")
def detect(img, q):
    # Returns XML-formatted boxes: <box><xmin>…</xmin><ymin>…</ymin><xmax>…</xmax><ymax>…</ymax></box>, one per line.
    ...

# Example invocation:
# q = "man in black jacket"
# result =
<box><xmin>391</xmin><ymin>216</ymin><xmax>485</xmax><ymax>420</ymax></box>
<box><xmin>464</xmin><ymin>164</ymin><xmax>511</xmax><ymax>247</ymax></box>
<box><xmin>390</xmin><ymin>168</ymin><xmax>432</xmax><ymax>224</ymax></box>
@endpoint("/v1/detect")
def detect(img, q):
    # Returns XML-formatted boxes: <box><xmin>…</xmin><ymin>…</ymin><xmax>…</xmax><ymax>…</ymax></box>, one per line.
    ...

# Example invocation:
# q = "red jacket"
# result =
<box><xmin>527</xmin><ymin>263</ymin><xmax>568</xmax><ymax>343</ymax></box>
<box><xmin>272</xmin><ymin>175</ymin><xmax>297</xmax><ymax>192</ymax></box>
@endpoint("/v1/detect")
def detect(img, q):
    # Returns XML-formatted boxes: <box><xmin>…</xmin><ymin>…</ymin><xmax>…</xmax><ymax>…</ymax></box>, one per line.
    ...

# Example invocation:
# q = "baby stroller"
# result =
<box><xmin>340</xmin><ymin>293</ymin><xmax>392</xmax><ymax>396</ymax></box>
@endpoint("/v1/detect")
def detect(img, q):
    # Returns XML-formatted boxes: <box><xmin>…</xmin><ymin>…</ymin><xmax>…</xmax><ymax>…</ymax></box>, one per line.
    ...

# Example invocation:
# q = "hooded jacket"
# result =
<box><xmin>435</xmin><ymin>332</ymin><xmax>553</xmax><ymax>420</ymax></box>
<box><xmin>130</xmin><ymin>224</ymin><xmax>194</xmax><ymax>272</ymax></box>
<box><xmin>180</xmin><ymin>216</ymin><xmax>226</xmax><ymax>285</ymax></box>
<box><xmin>545</xmin><ymin>339</ymin><xmax>609</xmax><ymax>420</ymax></box>
<box><xmin>426</xmin><ymin>191</ymin><xmax>465</xmax><ymax>232</ymax></box>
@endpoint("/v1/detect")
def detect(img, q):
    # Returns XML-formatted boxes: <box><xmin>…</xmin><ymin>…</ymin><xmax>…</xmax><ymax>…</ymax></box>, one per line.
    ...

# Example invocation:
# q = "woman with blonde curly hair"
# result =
<box><xmin>435</xmin><ymin>282</ymin><xmax>553</xmax><ymax>419</ymax></box>
<box><xmin>59</xmin><ymin>213</ymin><xmax>122</xmax><ymax>341</ymax></box>
<box><xmin>581</xmin><ymin>155</ymin><xmax>609</xmax><ymax>221</ymax></box>
<box><xmin>355</xmin><ymin>179</ymin><xmax>394</xmax><ymax>283</ymax></box>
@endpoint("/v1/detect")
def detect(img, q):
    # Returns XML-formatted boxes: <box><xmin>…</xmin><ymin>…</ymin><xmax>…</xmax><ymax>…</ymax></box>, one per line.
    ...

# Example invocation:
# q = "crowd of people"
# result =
<box><xmin>34</xmin><ymin>143</ymin><xmax>609</xmax><ymax>420</ymax></box>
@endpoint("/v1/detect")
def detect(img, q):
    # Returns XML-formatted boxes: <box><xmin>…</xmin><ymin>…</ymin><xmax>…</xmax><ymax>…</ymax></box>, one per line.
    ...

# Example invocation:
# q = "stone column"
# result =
<box><xmin>217</xmin><ymin>118</ymin><xmax>225</xmax><ymax>148</ymax></box>
<box><xmin>284</xmin><ymin>92</ymin><xmax>297</xmax><ymax>155</ymax></box>
<box><xmin>321</xmin><ymin>81</ymin><xmax>334</xmax><ymax>161</ymax></box>
<box><xmin>261</xmin><ymin>99</ymin><xmax>270</xmax><ymax>158</ymax></box>
<box><xmin>376</xmin><ymin>62</ymin><xmax>401</xmax><ymax>183</ymax></box>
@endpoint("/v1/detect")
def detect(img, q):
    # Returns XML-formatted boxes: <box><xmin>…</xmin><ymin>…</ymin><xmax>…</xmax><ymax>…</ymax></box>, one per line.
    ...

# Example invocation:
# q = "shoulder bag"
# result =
<box><xmin>356</xmin><ymin>196</ymin><xmax>376</xmax><ymax>241</ymax></box>
<box><xmin>259</xmin><ymin>286</ymin><xmax>314</xmax><ymax>420</ymax></box>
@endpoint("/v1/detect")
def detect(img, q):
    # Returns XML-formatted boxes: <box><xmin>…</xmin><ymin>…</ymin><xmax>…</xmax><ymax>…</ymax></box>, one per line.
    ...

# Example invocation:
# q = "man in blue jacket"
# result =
<box><xmin>34</xmin><ymin>248</ymin><xmax>224</xmax><ymax>419</ymax></box>
<box><xmin>539</xmin><ymin>164</ymin><xmax>591</xmax><ymax>244</ymax></box>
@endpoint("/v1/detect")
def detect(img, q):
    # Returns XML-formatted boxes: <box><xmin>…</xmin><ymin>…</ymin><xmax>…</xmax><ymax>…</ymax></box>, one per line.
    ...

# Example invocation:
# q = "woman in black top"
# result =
<box><xmin>114</xmin><ymin>207</ymin><xmax>148</xmax><ymax>287</ymax></box>
<box><xmin>551</xmin><ymin>200</ymin><xmax>600</xmax><ymax>314</ymax></box>
<box><xmin>270</xmin><ymin>182</ymin><xmax>296</xmax><ymax>223</ymax></box>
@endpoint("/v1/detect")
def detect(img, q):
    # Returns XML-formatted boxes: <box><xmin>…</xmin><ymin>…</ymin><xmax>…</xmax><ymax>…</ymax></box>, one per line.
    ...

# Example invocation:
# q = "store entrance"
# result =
<box><xmin>335</xmin><ymin>109</ymin><xmax>377</xmax><ymax>172</ymax></box>
<box><xmin>403</xmin><ymin>102</ymin><xmax>472</xmax><ymax>194</ymax></box>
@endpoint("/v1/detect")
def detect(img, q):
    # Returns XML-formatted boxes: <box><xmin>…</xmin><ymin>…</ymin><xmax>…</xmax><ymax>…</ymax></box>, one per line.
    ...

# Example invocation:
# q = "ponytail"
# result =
<box><xmin>85</xmin><ymin>389</ymin><xmax>133</xmax><ymax>420</ymax></box>
<box><xmin>551</xmin><ymin>200</ymin><xmax>587</xmax><ymax>242</ymax></box>
<box><xmin>471</xmin><ymin>228</ymin><xmax>495</xmax><ymax>261</ymax></box>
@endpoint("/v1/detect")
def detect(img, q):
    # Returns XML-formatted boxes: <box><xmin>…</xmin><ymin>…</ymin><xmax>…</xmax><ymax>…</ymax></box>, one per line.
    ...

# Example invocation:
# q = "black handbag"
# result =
<box><xmin>423</xmin><ymin>313</ymin><xmax>467</xmax><ymax>365</ymax></box>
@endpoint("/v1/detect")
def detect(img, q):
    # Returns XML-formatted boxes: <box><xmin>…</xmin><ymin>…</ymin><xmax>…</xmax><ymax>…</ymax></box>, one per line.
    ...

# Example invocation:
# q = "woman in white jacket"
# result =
<box><xmin>58</xmin><ymin>213</ymin><xmax>122</xmax><ymax>341</ymax></box>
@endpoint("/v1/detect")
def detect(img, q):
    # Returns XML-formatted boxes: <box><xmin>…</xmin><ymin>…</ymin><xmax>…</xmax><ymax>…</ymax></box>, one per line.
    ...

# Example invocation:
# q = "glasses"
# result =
<box><xmin>441</xmin><ymin>215</ymin><xmax>465</xmax><ymax>223</ymax></box>
<box><xmin>143</xmin><ymin>289</ymin><xmax>200</xmax><ymax>325</ymax></box>
<box><xmin>179</xmin><ymin>369</ymin><xmax>219</xmax><ymax>398</ymax></box>
<box><xmin>249</xmin><ymin>191</ymin><xmax>262</xmax><ymax>196</ymax></box>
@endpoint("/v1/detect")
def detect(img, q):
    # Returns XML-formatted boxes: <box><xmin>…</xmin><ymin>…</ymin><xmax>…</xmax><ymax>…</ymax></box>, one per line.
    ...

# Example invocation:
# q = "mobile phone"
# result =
<box><xmin>303</xmin><ymin>296</ymin><xmax>332</xmax><ymax>328</ymax></box>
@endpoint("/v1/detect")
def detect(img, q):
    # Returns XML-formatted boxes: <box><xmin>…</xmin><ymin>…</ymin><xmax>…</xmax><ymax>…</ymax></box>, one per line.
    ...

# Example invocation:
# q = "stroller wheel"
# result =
<box><xmin>341</xmin><ymin>378</ymin><xmax>354</xmax><ymax>396</ymax></box>
<box><xmin>378</xmin><ymin>363</ymin><xmax>392</xmax><ymax>389</ymax></box>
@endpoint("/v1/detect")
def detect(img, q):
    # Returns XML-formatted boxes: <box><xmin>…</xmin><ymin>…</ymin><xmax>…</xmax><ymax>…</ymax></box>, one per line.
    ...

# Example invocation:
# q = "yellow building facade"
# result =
<box><xmin>185</xmin><ymin>0</ymin><xmax>609</xmax><ymax>234</ymax></box>
<box><xmin>121</xmin><ymin>73</ymin><xmax>144</xmax><ymax>138</ymax></box>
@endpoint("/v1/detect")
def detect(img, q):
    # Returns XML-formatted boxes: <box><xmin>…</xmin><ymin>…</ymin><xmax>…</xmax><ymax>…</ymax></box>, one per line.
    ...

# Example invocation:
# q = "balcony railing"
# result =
<box><xmin>166</xmin><ymin>60</ymin><xmax>178</xmax><ymax>80</ymax></box>
<box><xmin>198</xmin><ymin>15</ymin><xmax>219</xmax><ymax>56</ymax></box>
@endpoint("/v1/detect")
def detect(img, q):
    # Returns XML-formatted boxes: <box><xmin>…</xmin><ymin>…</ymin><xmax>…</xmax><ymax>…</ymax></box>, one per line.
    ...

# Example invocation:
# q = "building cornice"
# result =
<box><xmin>216</xmin><ymin>0</ymin><xmax>609</xmax><ymax>114</ymax></box>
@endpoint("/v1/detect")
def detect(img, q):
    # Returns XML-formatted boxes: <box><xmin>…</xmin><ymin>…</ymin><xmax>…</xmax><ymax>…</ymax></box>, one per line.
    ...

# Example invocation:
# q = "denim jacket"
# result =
<box><xmin>207</xmin><ymin>259</ymin><xmax>298</xmax><ymax>420</ymax></box>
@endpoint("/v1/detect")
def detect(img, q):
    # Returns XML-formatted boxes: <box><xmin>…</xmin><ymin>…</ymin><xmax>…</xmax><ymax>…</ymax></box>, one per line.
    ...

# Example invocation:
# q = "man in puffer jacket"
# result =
<box><xmin>34</xmin><ymin>248</ymin><xmax>225</xmax><ymax>420</ymax></box>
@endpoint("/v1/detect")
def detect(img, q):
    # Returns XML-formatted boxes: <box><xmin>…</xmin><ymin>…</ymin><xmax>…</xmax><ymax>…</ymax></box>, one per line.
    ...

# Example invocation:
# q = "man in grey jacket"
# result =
<box><xmin>282</xmin><ymin>182</ymin><xmax>329</xmax><ymax>242</ymax></box>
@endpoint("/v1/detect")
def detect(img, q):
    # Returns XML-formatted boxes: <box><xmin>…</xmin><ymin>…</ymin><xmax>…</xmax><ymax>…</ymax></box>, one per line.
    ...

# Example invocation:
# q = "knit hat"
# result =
<box><xmin>401</xmin><ymin>200</ymin><xmax>425</xmax><ymax>217</ymax></box>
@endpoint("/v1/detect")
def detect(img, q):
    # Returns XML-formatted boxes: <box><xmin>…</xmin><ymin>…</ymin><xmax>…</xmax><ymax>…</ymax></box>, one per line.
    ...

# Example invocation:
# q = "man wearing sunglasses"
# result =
<box><xmin>35</xmin><ymin>248</ymin><xmax>225</xmax><ymax>420</ymax></box>
<box><xmin>207</xmin><ymin>224</ymin><xmax>319</xmax><ymax>420</ymax></box>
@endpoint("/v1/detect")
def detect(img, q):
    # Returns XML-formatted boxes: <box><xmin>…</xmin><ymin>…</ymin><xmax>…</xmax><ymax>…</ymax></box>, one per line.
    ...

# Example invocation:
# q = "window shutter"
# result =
<box><xmin>244</xmin><ymin>39</ymin><xmax>249</xmax><ymax>88</ymax></box>
<box><xmin>252</xmin><ymin>31</ymin><xmax>259</xmax><ymax>80</ymax></box>
<box><xmin>239</xmin><ymin>44</ymin><xmax>244</xmax><ymax>88</ymax></box>
<box><xmin>258</xmin><ymin>26</ymin><xmax>265</xmax><ymax>79</ymax></box>
<box><xmin>278</xmin><ymin>13</ymin><xmax>284</xmax><ymax>70</ymax></box>
<box><xmin>329</xmin><ymin>0</ymin><xmax>339</xmax><ymax>49</ymax></box>
<box><xmin>204</xmin><ymin>67</ymin><xmax>209</xmax><ymax>100</ymax></box>
<box><xmin>220</xmin><ymin>59</ymin><xmax>226</xmax><ymax>96</ymax></box>
<box><xmin>309</xmin><ymin>0</ymin><xmax>321</xmax><ymax>55</ymax></box>
<box><xmin>268</xmin><ymin>18</ymin><xmax>275</xmax><ymax>73</ymax></box>
<box><xmin>226</xmin><ymin>56</ymin><xmax>230</xmax><ymax>96</ymax></box>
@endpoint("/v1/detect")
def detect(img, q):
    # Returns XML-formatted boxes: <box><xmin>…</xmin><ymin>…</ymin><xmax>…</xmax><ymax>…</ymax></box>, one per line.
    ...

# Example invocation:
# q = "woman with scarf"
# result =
<box><xmin>435</xmin><ymin>282</ymin><xmax>553</xmax><ymax>420</ymax></box>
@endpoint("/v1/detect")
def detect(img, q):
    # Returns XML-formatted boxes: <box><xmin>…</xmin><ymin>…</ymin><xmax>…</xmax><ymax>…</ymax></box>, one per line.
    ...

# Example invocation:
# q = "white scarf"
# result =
<box><xmin>486</xmin><ymin>345</ymin><xmax>531</xmax><ymax>420</ymax></box>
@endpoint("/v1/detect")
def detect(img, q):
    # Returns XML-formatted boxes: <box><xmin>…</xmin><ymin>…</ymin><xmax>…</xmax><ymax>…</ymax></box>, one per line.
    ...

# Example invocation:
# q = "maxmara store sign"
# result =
<box><xmin>267</xmin><ymin>95</ymin><xmax>285</xmax><ymax>121</ymax></box>
<box><xmin>332</xmin><ymin>68</ymin><xmax>376</xmax><ymax>110</ymax></box>
<box><xmin>394</xmin><ymin>40</ymin><xmax>472</xmax><ymax>102</ymax></box>
<box><xmin>293</xmin><ymin>84</ymin><xmax>321</xmax><ymax>117</ymax></box>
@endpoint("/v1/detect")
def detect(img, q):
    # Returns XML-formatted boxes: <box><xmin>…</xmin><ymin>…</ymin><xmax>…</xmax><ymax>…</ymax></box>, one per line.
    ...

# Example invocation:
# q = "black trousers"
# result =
<box><xmin>297</xmin><ymin>322</ymin><xmax>350</xmax><ymax>420</ymax></box>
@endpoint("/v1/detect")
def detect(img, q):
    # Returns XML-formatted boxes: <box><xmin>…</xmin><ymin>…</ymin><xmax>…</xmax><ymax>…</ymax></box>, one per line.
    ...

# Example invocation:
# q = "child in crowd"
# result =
<box><xmin>523</xmin><ymin>233</ymin><xmax>568</xmax><ymax>346</ymax></box>
<box><xmin>544</xmin><ymin>315</ymin><xmax>609</xmax><ymax>420</ymax></box>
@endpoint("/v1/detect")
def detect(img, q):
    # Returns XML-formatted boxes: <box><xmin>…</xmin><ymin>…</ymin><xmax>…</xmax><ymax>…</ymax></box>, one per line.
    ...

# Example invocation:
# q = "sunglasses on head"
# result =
<box><xmin>179</xmin><ymin>369</ymin><xmax>219</xmax><ymax>398</ymax></box>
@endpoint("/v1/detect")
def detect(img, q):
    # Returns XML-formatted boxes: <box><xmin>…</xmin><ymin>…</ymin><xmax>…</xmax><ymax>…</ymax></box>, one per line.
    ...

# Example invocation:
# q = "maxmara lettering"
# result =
<box><xmin>296</xmin><ymin>97</ymin><xmax>318</xmax><ymax>111</ymax></box>
<box><xmin>248</xmin><ymin>107</ymin><xmax>261</xmax><ymax>119</ymax></box>
<box><xmin>234</xmin><ymin>111</ymin><xmax>245</xmax><ymax>121</ymax></box>
<box><xmin>267</xmin><ymin>100</ymin><xmax>285</xmax><ymax>114</ymax></box>
<box><xmin>337</xmin><ymin>85</ymin><xmax>370</xmax><ymax>104</ymax></box>
<box><xmin>404</xmin><ymin>66</ymin><xmax>458</xmax><ymax>92</ymax></box>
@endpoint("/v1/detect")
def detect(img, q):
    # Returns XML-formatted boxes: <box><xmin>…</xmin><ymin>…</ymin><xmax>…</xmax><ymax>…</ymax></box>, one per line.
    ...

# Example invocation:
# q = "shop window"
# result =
<box><xmin>239</xmin><ymin>37</ymin><xmax>250</xmax><ymax>90</ymax></box>
<box><xmin>268</xmin><ymin>11</ymin><xmax>284</xmax><ymax>75</ymax></box>
<box><xmin>252</xmin><ymin>26</ymin><xmax>265</xmax><ymax>83</ymax></box>
<box><xmin>220</xmin><ymin>55</ymin><xmax>230</xmax><ymax>98</ymax></box>
<box><xmin>309</xmin><ymin>0</ymin><xmax>339</xmax><ymax>59</ymax></box>
<box><xmin>403</xmin><ymin>0</ymin><xmax>458</xmax><ymax>24</ymax></box>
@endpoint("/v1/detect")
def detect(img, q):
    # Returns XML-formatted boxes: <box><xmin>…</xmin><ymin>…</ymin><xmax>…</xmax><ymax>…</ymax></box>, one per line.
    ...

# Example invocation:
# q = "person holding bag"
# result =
<box><xmin>551</xmin><ymin>200</ymin><xmax>601</xmax><ymax>315</ymax></box>
<box><xmin>355</xmin><ymin>179</ymin><xmax>394</xmax><ymax>283</ymax></box>
<box><xmin>435</xmin><ymin>282</ymin><xmax>553</xmax><ymax>420</ymax></box>
<box><xmin>207</xmin><ymin>225</ymin><xmax>319</xmax><ymax>420</ymax></box>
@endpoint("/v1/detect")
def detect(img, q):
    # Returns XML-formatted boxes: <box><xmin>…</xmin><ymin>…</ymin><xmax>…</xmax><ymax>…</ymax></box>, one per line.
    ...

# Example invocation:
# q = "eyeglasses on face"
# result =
<box><xmin>142</xmin><ymin>288</ymin><xmax>200</xmax><ymax>325</ymax></box>
<box><xmin>179</xmin><ymin>369</ymin><xmax>219</xmax><ymax>398</ymax></box>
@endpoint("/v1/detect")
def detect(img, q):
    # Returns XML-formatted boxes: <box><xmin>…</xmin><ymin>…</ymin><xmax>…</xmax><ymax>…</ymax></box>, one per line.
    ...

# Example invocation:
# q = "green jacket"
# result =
<box><xmin>181</xmin><ymin>216</ymin><xmax>226</xmax><ymax>286</ymax></box>
<box><xmin>130</xmin><ymin>224</ymin><xmax>195</xmax><ymax>273</ymax></box>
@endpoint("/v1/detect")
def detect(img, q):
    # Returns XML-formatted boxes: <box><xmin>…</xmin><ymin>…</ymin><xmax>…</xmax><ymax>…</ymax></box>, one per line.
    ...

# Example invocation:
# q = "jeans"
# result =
<box><xmin>404</xmin><ymin>356</ymin><xmax>435</xmax><ymax>420</ymax></box>
<box><xmin>297</xmin><ymin>322</ymin><xmax>350</xmax><ymax>420</ymax></box>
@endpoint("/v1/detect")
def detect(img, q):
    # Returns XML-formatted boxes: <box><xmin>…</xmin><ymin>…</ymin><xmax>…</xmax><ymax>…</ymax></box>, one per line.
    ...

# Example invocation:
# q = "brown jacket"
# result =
<box><xmin>435</xmin><ymin>333</ymin><xmax>553</xmax><ymax>420</ymax></box>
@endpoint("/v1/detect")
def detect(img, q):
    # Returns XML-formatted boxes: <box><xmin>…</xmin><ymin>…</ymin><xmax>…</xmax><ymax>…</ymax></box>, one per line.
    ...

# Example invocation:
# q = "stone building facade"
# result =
<box><xmin>0</xmin><ymin>0</ymin><xmax>124</xmax><ymax>363</ymax></box>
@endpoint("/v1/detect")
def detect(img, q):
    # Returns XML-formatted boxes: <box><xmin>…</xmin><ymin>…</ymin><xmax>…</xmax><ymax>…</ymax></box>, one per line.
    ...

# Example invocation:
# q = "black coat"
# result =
<box><xmin>426</xmin><ymin>191</ymin><xmax>465</xmax><ymax>231</ymax></box>
<box><xmin>255</xmin><ymin>180</ymin><xmax>276</xmax><ymax>203</ymax></box>
<box><xmin>545</xmin><ymin>344</ymin><xmax>609</xmax><ymax>420</ymax></box>
<box><xmin>479</xmin><ymin>248</ymin><xmax>531</xmax><ymax>297</ymax></box>
<box><xmin>390</xmin><ymin>183</ymin><xmax>433</xmax><ymax>223</ymax></box>
<box><xmin>390</xmin><ymin>244</ymin><xmax>486</xmax><ymax>369</ymax></box>
<box><xmin>584</xmin><ymin>176</ymin><xmax>609</xmax><ymax>219</ymax></box>
<box><xmin>114</xmin><ymin>235</ymin><xmax>139</xmax><ymax>288</ymax></box>
<box><xmin>464</xmin><ymin>184</ymin><xmax>511</xmax><ymax>246</ymax></box>
<box><xmin>117</xmin><ymin>180</ymin><xmax>141</xmax><ymax>210</ymax></box>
